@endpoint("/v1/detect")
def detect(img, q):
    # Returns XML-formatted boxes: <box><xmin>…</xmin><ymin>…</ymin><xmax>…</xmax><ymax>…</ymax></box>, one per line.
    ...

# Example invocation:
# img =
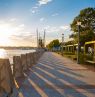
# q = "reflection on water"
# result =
<box><xmin>0</xmin><ymin>48</ymin><xmax>36</xmax><ymax>64</ymax></box>
<box><xmin>0</xmin><ymin>49</ymin><xmax>7</xmax><ymax>58</ymax></box>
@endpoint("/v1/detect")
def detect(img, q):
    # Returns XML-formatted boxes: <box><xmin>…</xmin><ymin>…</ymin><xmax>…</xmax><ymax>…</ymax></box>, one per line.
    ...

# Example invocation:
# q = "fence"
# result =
<box><xmin>0</xmin><ymin>49</ymin><xmax>45</xmax><ymax>97</ymax></box>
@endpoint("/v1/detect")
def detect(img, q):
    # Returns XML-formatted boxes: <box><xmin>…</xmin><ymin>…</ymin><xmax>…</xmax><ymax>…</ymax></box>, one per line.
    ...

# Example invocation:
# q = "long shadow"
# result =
<box><xmin>46</xmin><ymin>62</ymin><xmax>85</xmax><ymax>77</ymax></box>
<box><xmin>37</xmin><ymin>63</ymin><xmax>95</xmax><ymax>95</ymax></box>
<box><xmin>32</xmin><ymin>65</ymin><xmax>88</xmax><ymax>97</ymax></box>
<box><xmin>39</xmin><ymin>61</ymin><xmax>84</xmax><ymax>79</ymax></box>
<box><xmin>25</xmin><ymin>69</ymin><xmax>64</xmax><ymax>97</ymax></box>
<box><xmin>41</xmin><ymin>59</ymin><xmax>69</xmax><ymax>67</ymax></box>
<box><xmin>42</xmin><ymin>59</ymin><xmax>73</xmax><ymax>67</ymax></box>
<box><xmin>20</xmin><ymin>79</ymin><xmax>41</xmax><ymax>97</ymax></box>
<box><xmin>40</xmin><ymin>60</ymin><xmax>84</xmax><ymax>77</ymax></box>
<box><xmin>15</xmin><ymin>74</ymin><xmax>41</xmax><ymax>97</ymax></box>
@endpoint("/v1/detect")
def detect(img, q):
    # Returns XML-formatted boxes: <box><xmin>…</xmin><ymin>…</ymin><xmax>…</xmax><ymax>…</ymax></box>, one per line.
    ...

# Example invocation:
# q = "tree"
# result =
<box><xmin>70</xmin><ymin>7</ymin><xmax>95</xmax><ymax>45</ymax></box>
<box><xmin>65</xmin><ymin>40</ymin><xmax>74</xmax><ymax>45</ymax></box>
<box><xmin>52</xmin><ymin>39</ymin><xmax>60</xmax><ymax>47</ymax></box>
<box><xmin>46</xmin><ymin>39</ymin><xmax>60</xmax><ymax>50</ymax></box>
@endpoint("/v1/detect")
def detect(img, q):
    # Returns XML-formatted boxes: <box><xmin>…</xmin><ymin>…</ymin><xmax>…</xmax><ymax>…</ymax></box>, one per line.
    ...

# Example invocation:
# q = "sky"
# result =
<box><xmin>0</xmin><ymin>0</ymin><xmax>95</xmax><ymax>47</ymax></box>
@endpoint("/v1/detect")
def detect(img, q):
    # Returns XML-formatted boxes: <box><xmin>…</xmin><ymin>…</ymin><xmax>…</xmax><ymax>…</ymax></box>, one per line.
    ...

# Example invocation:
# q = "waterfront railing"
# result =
<box><xmin>0</xmin><ymin>49</ymin><xmax>45</xmax><ymax>97</ymax></box>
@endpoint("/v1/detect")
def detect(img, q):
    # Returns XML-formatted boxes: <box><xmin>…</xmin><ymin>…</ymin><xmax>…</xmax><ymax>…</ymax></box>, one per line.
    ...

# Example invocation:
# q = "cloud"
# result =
<box><xmin>43</xmin><ymin>25</ymin><xmax>71</xmax><ymax>45</ymax></box>
<box><xmin>0</xmin><ymin>20</ymin><xmax>30</xmax><ymax>39</ymax></box>
<box><xmin>32</xmin><ymin>6</ymin><xmax>38</xmax><ymax>9</ymax></box>
<box><xmin>10</xmin><ymin>18</ymin><xmax>17</xmax><ymax>22</ymax></box>
<box><xmin>52</xmin><ymin>13</ymin><xmax>59</xmax><ymax>17</ymax></box>
<box><xmin>47</xmin><ymin>27</ymin><xmax>59</xmax><ymax>32</ymax></box>
<box><xmin>44</xmin><ymin>25</ymin><xmax>70</xmax><ymax>33</ymax></box>
<box><xmin>31</xmin><ymin>10</ymin><xmax>36</xmax><ymax>14</ymax></box>
<box><xmin>60</xmin><ymin>25</ymin><xmax>70</xmax><ymax>30</ymax></box>
<box><xmin>40</xmin><ymin>17</ymin><xmax>46</xmax><ymax>22</ymax></box>
<box><xmin>30</xmin><ymin>8</ymin><xmax>38</xmax><ymax>14</ymax></box>
<box><xmin>30</xmin><ymin>5</ymin><xmax>39</xmax><ymax>14</ymax></box>
<box><xmin>44</xmin><ymin>25</ymin><xmax>50</xmax><ymax>29</ymax></box>
<box><xmin>30</xmin><ymin>0</ymin><xmax>53</xmax><ymax>14</ymax></box>
<box><xmin>38</xmin><ymin>0</ymin><xmax>52</xmax><ymax>6</ymax></box>
<box><xmin>10</xmin><ymin>32</ymin><xmax>37</xmax><ymax>46</ymax></box>
<box><xmin>18</xmin><ymin>24</ymin><xmax>25</xmax><ymax>28</ymax></box>
<box><xmin>0</xmin><ymin>20</ymin><xmax>38</xmax><ymax>46</ymax></box>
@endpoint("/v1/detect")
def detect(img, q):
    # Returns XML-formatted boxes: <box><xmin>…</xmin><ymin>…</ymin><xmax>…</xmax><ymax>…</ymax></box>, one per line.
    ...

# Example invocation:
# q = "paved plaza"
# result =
<box><xmin>17</xmin><ymin>52</ymin><xmax>95</xmax><ymax>97</ymax></box>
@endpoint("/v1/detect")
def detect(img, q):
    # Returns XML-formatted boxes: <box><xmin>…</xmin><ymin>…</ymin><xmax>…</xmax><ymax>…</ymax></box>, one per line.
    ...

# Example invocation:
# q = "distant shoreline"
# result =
<box><xmin>0</xmin><ymin>47</ymin><xmax>37</xmax><ymax>50</ymax></box>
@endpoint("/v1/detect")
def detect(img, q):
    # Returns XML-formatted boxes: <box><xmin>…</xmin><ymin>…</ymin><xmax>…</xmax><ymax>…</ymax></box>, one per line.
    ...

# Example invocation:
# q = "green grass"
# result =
<box><xmin>57</xmin><ymin>51</ymin><xmax>95</xmax><ymax>65</ymax></box>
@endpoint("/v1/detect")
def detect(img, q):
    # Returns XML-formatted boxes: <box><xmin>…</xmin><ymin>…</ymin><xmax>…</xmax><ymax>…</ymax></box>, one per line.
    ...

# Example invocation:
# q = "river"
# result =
<box><xmin>0</xmin><ymin>49</ymin><xmax>36</xmax><ymax>64</ymax></box>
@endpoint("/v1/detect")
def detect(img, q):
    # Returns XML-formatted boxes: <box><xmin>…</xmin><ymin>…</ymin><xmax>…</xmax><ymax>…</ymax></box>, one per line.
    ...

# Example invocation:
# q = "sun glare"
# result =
<box><xmin>0</xmin><ymin>37</ymin><xmax>11</xmax><ymax>45</ymax></box>
<box><xmin>0</xmin><ymin>23</ymin><xmax>16</xmax><ymax>45</ymax></box>
<box><xmin>0</xmin><ymin>23</ymin><xmax>14</xmax><ymax>36</ymax></box>
<box><xmin>0</xmin><ymin>49</ymin><xmax>7</xmax><ymax>58</ymax></box>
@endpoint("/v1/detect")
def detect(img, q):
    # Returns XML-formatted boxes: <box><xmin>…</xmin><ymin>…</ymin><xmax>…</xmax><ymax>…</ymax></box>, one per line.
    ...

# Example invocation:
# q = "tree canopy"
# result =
<box><xmin>70</xmin><ymin>7</ymin><xmax>95</xmax><ymax>45</ymax></box>
<box><xmin>46</xmin><ymin>39</ymin><xmax>60</xmax><ymax>50</ymax></box>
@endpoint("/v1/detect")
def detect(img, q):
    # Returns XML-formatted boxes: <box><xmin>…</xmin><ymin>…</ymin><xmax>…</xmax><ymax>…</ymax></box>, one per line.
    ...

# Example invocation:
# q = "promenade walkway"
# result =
<box><xmin>17</xmin><ymin>52</ymin><xmax>95</xmax><ymax>97</ymax></box>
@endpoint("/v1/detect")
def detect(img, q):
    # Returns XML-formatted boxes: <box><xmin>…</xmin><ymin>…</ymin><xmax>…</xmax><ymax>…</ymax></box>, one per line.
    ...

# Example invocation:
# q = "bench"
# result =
<box><xmin>71</xmin><ymin>56</ymin><xmax>77</xmax><ymax>60</ymax></box>
<box><xmin>72</xmin><ymin>57</ymin><xmax>77</xmax><ymax>60</ymax></box>
<box><xmin>85</xmin><ymin>60</ymin><xmax>95</xmax><ymax>65</ymax></box>
<box><xmin>66</xmin><ymin>55</ymin><xmax>77</xmax><ymax>60</ymax></box>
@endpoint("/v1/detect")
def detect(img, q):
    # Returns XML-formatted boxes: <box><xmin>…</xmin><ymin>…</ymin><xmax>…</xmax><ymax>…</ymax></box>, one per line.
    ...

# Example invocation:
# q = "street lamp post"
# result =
<box><xmin>77</xmin><ymin>21</ymin><xmax>81</xmax><ymax>64</ymax></box>
<box><xmin>62</xmin><ymin>33</ymin><xmax>64</xmax><ymax>55</ymax></box>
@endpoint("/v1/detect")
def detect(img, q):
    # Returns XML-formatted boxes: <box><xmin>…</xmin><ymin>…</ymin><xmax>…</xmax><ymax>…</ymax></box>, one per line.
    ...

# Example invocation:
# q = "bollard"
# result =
<box><xmin>34</xmin><ymin>51</ymin><xmax>42</xmax><ymax>63</ymax></box>
<box><xmin>35</xmin><ymin>52</ymin><xmax>38</xmax><ymax>61</ymax></box>
<box><xmin>21</xmin><ymin>54</ymin><xmax>28</xmax><ymax>71</ymax></box>
<box><xmin>36</xmin><ymin>51</ymin><xmax>40</xmax><ymax>61</ymax></box>
<box><xmin>38</xmin><ymin>51</ymin><xmax>41</xmax><ymax>59</ymax></box>
<box><xmin>29</xmin><ymin>53</ymin><xmax>34</xmax><ymax>66</ymax></box>
<box><xmin>13</xmin><ymin>56</ymin><xmax>23</xmax><ymax>78</ymax></box>
<box><xmin>0</xmin><ymin>59</ymin><xmax>14</xmax><ymax>96</ymax></box>
<box><xmin>32</xmin><ymin>52</ymin><xmax>36</xmax><ymax>65</ymax></box>
<box><xmin>37</xmin><ymin>51</ymin><xmax>42</xmax><ymax>60</ymax></box>
<box><xmin>34</xmin><ymin>52</ymin><xmax>37</xmax><ymax>64</ymax></box>
<box><xmin>26</xmin><ymin>53</ymin><xmax>31</xmax><ymax>67</ymax></box>
<box><xmin>36</xmin><ymin>52</ymin><xmax>39</xmax><ymax>61</ymax></box>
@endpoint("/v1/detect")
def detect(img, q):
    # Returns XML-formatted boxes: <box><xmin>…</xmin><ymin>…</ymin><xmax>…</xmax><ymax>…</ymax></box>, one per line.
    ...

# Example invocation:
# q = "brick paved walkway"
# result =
<box><xmin>17</xmin><ymin>52</ymin><xmax>95</xmax><ymax>97</ymax></box>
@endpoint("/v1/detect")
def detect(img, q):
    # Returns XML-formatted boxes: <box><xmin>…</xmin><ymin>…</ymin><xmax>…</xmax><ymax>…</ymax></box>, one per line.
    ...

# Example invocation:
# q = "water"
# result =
<box><xmin>0</xmin><ymin>48</ymin><xmax>36</xmax><ymax>64</ymax></box>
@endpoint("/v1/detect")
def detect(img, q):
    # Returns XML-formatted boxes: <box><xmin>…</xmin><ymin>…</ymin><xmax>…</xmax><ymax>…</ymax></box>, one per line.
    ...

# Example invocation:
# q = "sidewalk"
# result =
<box><xmin>17</xmin><ymin>52</ymin><xmax>95</xmax><ymax>97</ymax></box>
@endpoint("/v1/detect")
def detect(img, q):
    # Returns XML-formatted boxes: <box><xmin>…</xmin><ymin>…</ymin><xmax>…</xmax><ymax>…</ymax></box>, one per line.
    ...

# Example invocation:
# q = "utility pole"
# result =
<box><xmin>36</xmin><ymin>29</ymin><xmax>39</xmax><ymax>48</ymax></box>
<box><xmin>43</xmin><ymin>29</ymin><xmax>46</xmax><ymax>48</ymax></box>
<box><xmin>39</xmin><ymin>32</ymin><xmax>41</xmax><ymax>48</ymax></box>
<box><xmin>62</xmin><ymin>33</ymin><xmax>64</xmax><ymax>55</ymax></box>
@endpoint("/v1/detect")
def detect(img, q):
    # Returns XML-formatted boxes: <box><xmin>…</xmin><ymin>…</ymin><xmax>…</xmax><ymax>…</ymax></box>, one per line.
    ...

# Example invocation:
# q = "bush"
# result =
<box><xmin>63</xmin><ymin>52</ymin><xmax>75</xmax><ymax>55</ymax></box>
<box><xmin>85</xmin><ymin>54</ymin><xmax>93</xmax><ymax>61</ymax></box>
<box><xmin>79</xmin><ymin>53</ymin><xmax>85</xmax><ymax>64</ymax></box>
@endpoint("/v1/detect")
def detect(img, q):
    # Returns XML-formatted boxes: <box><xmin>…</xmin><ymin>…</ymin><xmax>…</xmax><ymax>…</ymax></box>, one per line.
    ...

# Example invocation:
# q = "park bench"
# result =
<box><xmin>85</xmin><ymin>54</ymin><xmax>95</xmax><ymax>65</ymax></box>
<box><xmin>67</xmin><ymin>55</ymin><xmax>77</xmax><ymax>60</ymax></box>
<box><xmin>71</xmin><ymin>55</ymin><xmax>77</xmax><ymax>60</ymax></box>
<box><xmin>72</xmin><ymin>56</ymin><xmax>77</xmax><ymax>60</ymax></box>
<box><xmin>85</xmin><ymin>60</ymin><xmax>95</xmax><ymax>65</ymax></box>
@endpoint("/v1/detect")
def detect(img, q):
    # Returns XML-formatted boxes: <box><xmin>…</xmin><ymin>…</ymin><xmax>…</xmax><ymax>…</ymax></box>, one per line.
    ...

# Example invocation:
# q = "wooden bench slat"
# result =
<box><xmin>85</xmin><ymin>60</ymin><xmax>95</xmax><ymax>64</ymax></box>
